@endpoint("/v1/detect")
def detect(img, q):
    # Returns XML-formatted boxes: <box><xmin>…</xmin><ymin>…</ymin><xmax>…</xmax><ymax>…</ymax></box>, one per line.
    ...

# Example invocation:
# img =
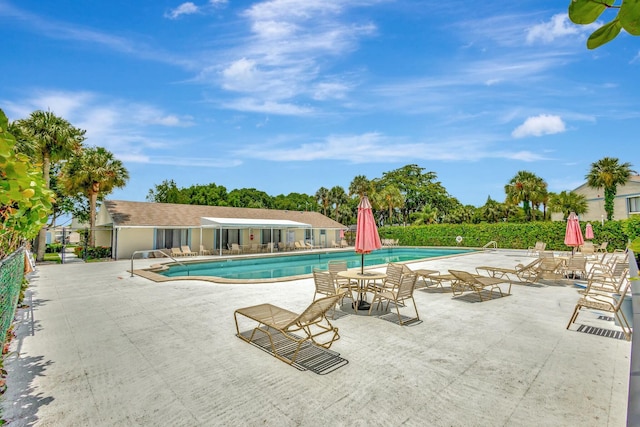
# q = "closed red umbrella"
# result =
<box><xmin>585</xmin><ymin>222</ymin><xmax>594</xmax><ymax>240</ymax></box>
<box><xmin>564</xmin><ymin>212</ymin><xmax>584</xmax><ymax>253</ymax></box>
<box><xmin>355</xmin><ymin>195</ymin><xmax>382</xmax><ymax>274</ymax></box>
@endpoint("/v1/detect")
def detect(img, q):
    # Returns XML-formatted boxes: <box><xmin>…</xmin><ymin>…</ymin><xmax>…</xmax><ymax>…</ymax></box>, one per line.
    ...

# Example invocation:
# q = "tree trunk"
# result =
<box><xmin>89</xmin><ymin>183</ymin><xmax>99</xmax><ymax>247</ymax></box>
<box><xmin>36</xmin><ymin>154</ymin><xmax>51</xmax><ymax>262</ymax></box>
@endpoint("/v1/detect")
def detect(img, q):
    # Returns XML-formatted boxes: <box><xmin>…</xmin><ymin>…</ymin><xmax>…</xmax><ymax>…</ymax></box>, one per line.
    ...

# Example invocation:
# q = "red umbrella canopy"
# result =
<box><xmin>564</xmin><ymin>212</ymin><xmax>584</xmax><ymax>248</ymax></box>
<box><xmin>585</xmin><ymin>222</ymin><xmax>594</xmax><ymax>240</ymax></box>
<box><xmin>355</xmin><ymin>195</ymin><xmax>382</xmax><ymax>255</ymax></box>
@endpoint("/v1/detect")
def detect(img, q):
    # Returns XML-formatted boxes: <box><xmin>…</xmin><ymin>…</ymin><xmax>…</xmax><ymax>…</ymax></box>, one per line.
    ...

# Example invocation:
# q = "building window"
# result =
<box><xmin>155</xmin><ymin>229</ymin><xmax>188</xmax><ymax>249</ymax></box>
<box><xmin>629</xmin><ymin>196</ymin><xmax>640</xmax><ymax>214</ymax></box>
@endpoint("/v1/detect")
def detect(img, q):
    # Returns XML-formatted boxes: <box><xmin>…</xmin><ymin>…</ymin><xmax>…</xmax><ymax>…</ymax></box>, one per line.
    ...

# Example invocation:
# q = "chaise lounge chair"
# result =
<box><xmin>566</xmin><ymin>274</ymin><xmax>632</xmax><ymax>341</ymax></box>
<box><xmin>448</xmin><ymin>269</ymin><xmax>512</xmax><ymax>301</ymax></box>
<box><xmin>527</xmin><ymin>241</ymin><xmax>547</xmax><ymax>256</ymax></box>
<box><xmin>180</xmin><ymin>245</ymin><xmax>197</xmax><ymax>256</ymax></box>
<box><xmin>234</xmin><ymin>294</ymin><xmax>342</xmax><ymax>365</ymax></box>
<box><xmin>476</xmin><ymin>258</ymin><xmax>542</xmax><ymax>283</ymax></box>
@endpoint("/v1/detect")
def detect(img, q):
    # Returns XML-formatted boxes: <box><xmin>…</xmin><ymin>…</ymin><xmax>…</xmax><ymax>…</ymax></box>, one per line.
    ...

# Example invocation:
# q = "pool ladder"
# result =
<box><xmin>130</xmin><ymin>249</ymin><xmax>190</xmax><ymax>278</ymax></box>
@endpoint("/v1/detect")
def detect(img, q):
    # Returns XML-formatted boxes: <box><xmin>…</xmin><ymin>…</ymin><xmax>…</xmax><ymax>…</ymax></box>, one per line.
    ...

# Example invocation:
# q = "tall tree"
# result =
<box><xmin>315</xmin><ymin>187</ymin><xmax>330</xmax><ymax>216</ymax></box>
<box><xmin>147</xmin><ymin>179</ymin><xmax>187</xmax><ymax>204</ymax></box>
<box><xmin>377</xmin><ymin>164</ymin><xmax>440</xmax><ymax>223</ymax></box>
<box><xmin>480</xmin><ymin>196</ymin><xmax>502</xmax><ymax>223</ymax></box>
<box><xmin>372</xmin><ymin>185</ymin><xmax>404</xmax><ymax>225</ymax></box>
<box><xmin>12</xmin><ymin>110</ymin><xmax>85</xmax><ymax>261</ymax></box>
<box><xmin>60</xmin><ymin>146</ymin><xmax>129</xmax><ymax>246</ymax></box>
<box><xmin>411</xmin><ymin>204</ymin><xmax>438</xmax><ymax>225</ymax></box>
<box><xmin>586</xmin><ymin>157</ymin><xmax>635</xmax><ymax>221</ymax></box>
<box><xmin>504</xmin><ymin>170</ymin><xmax>544</xmax><ymax>222</ymax></box>
<box><xmin>548</xmin><ymin>191</ymin><xmax>588</xmax><ymax>220</ymax></box>
<box><xmin>328</xmin><ymin>186</ymin><xmax>348</xmax><ymax>222</ymax></box>
<box><xmin>348</xmin><ymin>175</ymin><xmax>370</xmax><ymax>198</ymax></box>
<box><xmin>528</xmin><ymin>175</ymin><xmax>548</xmax><ymax>221</ymax></box>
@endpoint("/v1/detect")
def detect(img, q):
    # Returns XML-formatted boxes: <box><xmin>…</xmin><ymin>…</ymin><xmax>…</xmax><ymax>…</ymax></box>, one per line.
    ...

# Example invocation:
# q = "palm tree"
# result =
<box><xmin>12</xmin><ymin>110</ymin><xmax>85</xmax><ymax>261</ymax></box>
<box><xmin>314</xmin><ymin>187</ymin><xmax>330</xmax><ymax>216</ymax></box>
<box><xmin>328</xmin><ymin>186</ymin><xmax>348</xmax><ymax>222</ymax></box>
<box><xmin>480</xmin><ymin>196</ymin><xmax>502</xmax><ymax>223</ymax></box>
<box><xmin>372</xmin><ymin>185</ymin><xmax>404</xmax><ymax>225</ymax></box>
<box><xmin>548</xmin><ymin>191</ymin><xmax>588</xmax><ymax>220</ymax></box>
<box><xmin>586</xmin><ymin>157</ymin><xmax>636</xmax><ymax>220</ymax></box>
<box><xmin>504</xmin><ymin>170</ymin><xmax>543</xmax><ymax>221</ymax></box>
<box><xmin>529</xmin><ymin>176</ymin><xmax>548</xmax><ymax>221</ymax></box>
<box><xmin>348</xmin><ymin>175</ymin><xmax>370</xmax><ymax>199</ymax></box>
<box><xmin>411</xmin><ymin>204</ymin><xmax>438</xmax><ymax>225</ymax></box>
<box><xmin>60</xmin><ymin>146</ymin><xmax>129</xmax><ymax>247</ymax></box>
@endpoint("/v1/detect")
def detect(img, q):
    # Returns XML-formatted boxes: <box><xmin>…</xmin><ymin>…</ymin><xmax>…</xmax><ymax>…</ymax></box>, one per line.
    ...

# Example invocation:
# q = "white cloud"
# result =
<box><xmin>526</xmin><ymin>14</ymin><xmax>582</xmax><ymax>44</ymax></box>
<box><xmin>223</xmin><ymin>98</ymin><xmax>314</xmax><ymax>115</ymax></box>
<box><xmin>165</xmin><ymin>2</ymin><xmax>199</xmax><ymax>20</ymax></box>
<box><xmin>512</xmin><ymin>114</ymin><xmax>566</xmax><ymax>138</ymax></box>
<box><xmin>234</xmin><ymin>132</ymin><xmax>550</xmax><ymax>163</ymax></box>
<box><xmin>5</xmin><ymin>89</ymin><xmax>195</xmax><ymax>161</ymax></box>
<box><xmin>209</xmin><ymin>0</ymin><xmax>376</xmax><ymax>110</ymax></box>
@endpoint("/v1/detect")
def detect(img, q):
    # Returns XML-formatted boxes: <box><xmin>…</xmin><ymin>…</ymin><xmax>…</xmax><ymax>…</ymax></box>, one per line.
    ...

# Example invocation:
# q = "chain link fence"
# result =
<box><xmin>0</xmin><ymin>246</ymin><xmax>25</xmax><ymax>343</ymax></box>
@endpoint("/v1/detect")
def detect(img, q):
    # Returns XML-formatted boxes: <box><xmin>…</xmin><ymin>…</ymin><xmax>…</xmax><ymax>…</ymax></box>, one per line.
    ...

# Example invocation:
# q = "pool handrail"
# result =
<box><xmin>130</xmin><ymin>249</ymin><xmax>189</xmax><ymax>278</ymax></box>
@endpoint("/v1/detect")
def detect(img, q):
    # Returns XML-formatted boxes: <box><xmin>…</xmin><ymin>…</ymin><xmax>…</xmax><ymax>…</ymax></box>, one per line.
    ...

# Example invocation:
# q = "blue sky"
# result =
<box><xmin>1</xmin><ymin>0</ymin><xmax>638</xmax><ymax>207</ymax></box>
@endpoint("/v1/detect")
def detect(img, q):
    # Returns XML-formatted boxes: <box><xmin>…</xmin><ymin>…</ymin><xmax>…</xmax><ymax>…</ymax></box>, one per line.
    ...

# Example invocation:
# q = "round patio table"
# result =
<box><xmin>337</xmin><ymin>270</ymin><xmax>387</xmax><ymax>311</ymax></box>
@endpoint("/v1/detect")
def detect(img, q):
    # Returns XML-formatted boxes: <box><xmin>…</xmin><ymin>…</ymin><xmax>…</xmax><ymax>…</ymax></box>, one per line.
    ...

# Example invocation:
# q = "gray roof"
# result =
<box><xmin>102</xmin><ymin>200</ymin><xmax>346</xmax><ymax>229</ymax></box>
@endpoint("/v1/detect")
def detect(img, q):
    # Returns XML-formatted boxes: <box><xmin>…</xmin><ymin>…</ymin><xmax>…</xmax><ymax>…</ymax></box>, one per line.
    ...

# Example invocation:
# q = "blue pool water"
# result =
<box><xmin>159</xmin><ymin>247</ymin><xmax>473</xmax><ymax>280</ymax></box>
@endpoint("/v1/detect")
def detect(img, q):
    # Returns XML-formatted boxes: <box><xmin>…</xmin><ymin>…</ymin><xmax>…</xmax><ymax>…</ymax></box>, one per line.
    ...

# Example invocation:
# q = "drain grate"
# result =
<box><xmin>598</xmin><ymin>315</ymin><xmax>615</xmax><ymax>322</ymax></box>
<box><xmin>576</xmin><ymin>324</ymin><xmax>626</xmax><ymax>340</ymax></box>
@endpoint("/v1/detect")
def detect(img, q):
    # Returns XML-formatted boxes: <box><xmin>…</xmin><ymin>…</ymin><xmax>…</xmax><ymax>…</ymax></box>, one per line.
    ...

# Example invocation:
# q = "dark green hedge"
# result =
<box><xmin>379</xmin><ymin>217</ymin><xmax>640</xmax><ymax>252</ymax></box>
<box><xmin>73</xmin><ymin>246</ymin><xmax>112</xmax><ymax>260</ymax></box>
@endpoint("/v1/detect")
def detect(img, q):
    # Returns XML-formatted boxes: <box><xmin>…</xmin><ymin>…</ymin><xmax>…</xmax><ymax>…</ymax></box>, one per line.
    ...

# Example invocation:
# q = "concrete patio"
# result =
<box><xmin>1</xmin><ymin>249</ymin><xmax>631</xmax><ymax>426</ymax></box>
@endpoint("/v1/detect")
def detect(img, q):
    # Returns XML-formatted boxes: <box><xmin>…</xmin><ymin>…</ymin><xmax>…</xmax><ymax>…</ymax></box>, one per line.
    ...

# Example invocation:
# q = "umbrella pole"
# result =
<box><xmin>361</xmin><ymin>253</ymin><xmax>364</xmax><ymax>274</ymax></box>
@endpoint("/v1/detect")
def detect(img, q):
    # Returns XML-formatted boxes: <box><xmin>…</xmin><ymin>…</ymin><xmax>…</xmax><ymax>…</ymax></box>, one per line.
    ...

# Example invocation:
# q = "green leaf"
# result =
<box><xmin>587</xmin><ymin>19</ymin><xmax>622</xmax><ymax>49</ymax></box>
<box><xmin>569</xmin><ymin>0</ymin><xmax>609</xmax><ymax>24</ymax></box>
<box><xmin>620</xmin><ymin>0</ymin><xmax>640</xmax><ymax>35</ymax></box>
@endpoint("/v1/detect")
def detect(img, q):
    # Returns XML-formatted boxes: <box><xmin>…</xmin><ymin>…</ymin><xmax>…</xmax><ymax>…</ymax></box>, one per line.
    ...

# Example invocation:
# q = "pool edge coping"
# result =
<box><xmin>131</xmin><ymin>247</ymin><xmax>481</xmax><ymax>284</ymax></box>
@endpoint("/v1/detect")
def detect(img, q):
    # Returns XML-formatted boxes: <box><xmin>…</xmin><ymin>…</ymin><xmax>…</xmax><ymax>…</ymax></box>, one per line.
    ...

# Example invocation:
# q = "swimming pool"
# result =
<box><xmin>155</xmin><ymin>247</ymin><xmax>474</xmax><ymax>281</ymax></box>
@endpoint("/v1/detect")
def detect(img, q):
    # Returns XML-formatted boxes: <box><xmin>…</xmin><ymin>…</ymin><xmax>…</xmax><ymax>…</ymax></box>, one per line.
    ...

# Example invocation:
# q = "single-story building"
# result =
<box><xmin>558</xmin><ymin>175</ymin><xmax>640</xmax><ymax>222</ymax></box>
<box><xmin>94</xmin><ymin>200</ymin><xmax>347</xmax><ymax>260</ymax></box>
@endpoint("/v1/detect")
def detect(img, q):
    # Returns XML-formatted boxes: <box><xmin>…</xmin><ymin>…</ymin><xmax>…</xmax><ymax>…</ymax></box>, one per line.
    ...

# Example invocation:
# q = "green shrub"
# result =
<box><xmin>45</xmin><ymin>243</ymin><xmax>63</xmax><ymax>253</ymax></box>
<box><xmin>379</xmin><ymin>219</ymin><xmax>637</xmax><ymax>252</ymax></box>
<box><xmin>73</xmin><ymin>246</ymin><xmax>111</xmax><ymax>260</ymax></box>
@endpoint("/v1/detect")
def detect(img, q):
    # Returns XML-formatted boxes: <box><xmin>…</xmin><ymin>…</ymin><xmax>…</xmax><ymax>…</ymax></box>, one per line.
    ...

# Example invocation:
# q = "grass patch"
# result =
<box><xmin>43</xmin><ymin>253</ymin><xmax>61</xmax><ymax>263</ymax></box>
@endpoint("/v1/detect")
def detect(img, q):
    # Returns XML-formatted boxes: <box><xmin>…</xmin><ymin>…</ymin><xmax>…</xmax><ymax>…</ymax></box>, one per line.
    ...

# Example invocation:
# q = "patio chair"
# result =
<box><xmin>230</xmin><ymin>243</ymin><xmax>242</xmax><ymax>254</ymax></box>
<box><xmin>583</xmin><ymin>267</ymin><xmax>629</xmax><ymax>295</ymax></box>
<box><xmin>368</xmin><ymin>272</ymin><xmax>419</xmax><ymax>325</ymax></box>
<box><xmin>579</xmin><ymin>242</ymin><xmax>596</xmax><ymax>257</ymax></box>
<box><xmin>595</xmin><ymin>242</ymin><xmax>609</xmax><ymax>253</ymax></box>
<box><xmin>448</xmin><ymin>269</ymin><xmax>511</xmax><ymax>301</ymax></box>
<box><xmin>377</xmin><ymin>262</ymin><xmax>411</xmax><ymax>291</ymax></box>
<box><xmin>476</xmin><ymin>258</ymin><xmax>542</xmax><ymax>283</ymax></box>
<box><xmin>527</xmin><ymin>241</ymin><xmax>547</xmax><ymax>256</ymax></box>
<box><xmin>181</xmin><ymin>245</ymin><xmax>197</xmax><ymax>256</ymax></box>
<box><xmin>566</xmin><ymin>275</ymin><xmax>632</xmax><ymax>341</ymax></box>
<box><xmin>199</xmin><ymin>245</ymin><xmax>212</xmax><ymax>256</ymax></box>
<box><xmin>170</xmin><ymin>247</ymin><xmax>183</xmax><ymax>257</ymax></box>
<box><xmin>234</xmin><ymin>294</ymin><xmax>342</xmax><ymax>365</ymax></box>
<box><xmin>313</xmin><ymin>269</ymin><xmax>349</xmax><ymax>317</ymax></box>
<box><xmin>340</xmin><ymin>239</ymin><xmax>349</xmax><ymax>248</ymax></box>
<box><xmin>327</xmin><ymin>260</ymin><xmax>357</xmax><ymax>296</ymax></box>
<box><xmin>558</xmin><ymin>253</ymin><xmax>588</xmax><ymax>280</ymax></box>
<box><xmin>331</xmin><ymin>240</ymin><xmax>340</xmax><ymax>248</ymax></box>
<box><xmin>532</xmin><ymin>256</ymin><xmax>563</xmax><ymax>282</ymax></box>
